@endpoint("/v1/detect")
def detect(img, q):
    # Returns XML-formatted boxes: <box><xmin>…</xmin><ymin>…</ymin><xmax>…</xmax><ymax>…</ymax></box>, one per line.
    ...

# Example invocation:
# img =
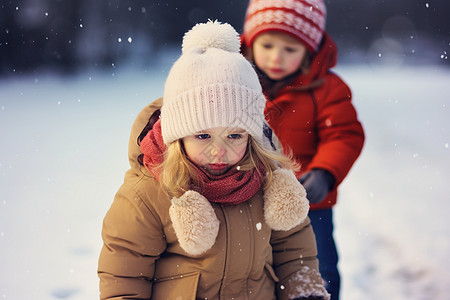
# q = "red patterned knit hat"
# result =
<box><xmin>243</xmin><ymin>0</ymin><xmax>327</xmax><ymax>53</ymax></box>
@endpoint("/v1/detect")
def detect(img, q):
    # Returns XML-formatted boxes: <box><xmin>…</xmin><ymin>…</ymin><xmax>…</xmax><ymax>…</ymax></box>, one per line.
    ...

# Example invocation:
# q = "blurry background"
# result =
<box><xmin>0</xmin><ymin>0</ymin><xmax>449</xmax><ymax>75</ymax></box>
<box><xmin>1</xmin><ymin>1</ymin><xmax>450</xmax><ymax>300</ymax></box>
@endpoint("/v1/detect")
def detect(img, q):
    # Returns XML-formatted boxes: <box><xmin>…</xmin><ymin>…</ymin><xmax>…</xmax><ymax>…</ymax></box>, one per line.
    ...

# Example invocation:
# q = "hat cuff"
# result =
<box><xmin>162</xmin><ymin>83</ymin><xmax>266</xmax><ymax>144</ymax></box>
<box><xmin>245</xmin><ymin>23</ymin><xmax>321</xmax><ymax>53</ymax></box>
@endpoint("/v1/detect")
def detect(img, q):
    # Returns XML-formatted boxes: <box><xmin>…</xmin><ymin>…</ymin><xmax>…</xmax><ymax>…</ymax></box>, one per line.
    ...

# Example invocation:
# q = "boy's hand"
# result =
<box><xmin>299</xmin><ymin>169</ymin><xmax>335</xmax><ymax>204</ymax></box>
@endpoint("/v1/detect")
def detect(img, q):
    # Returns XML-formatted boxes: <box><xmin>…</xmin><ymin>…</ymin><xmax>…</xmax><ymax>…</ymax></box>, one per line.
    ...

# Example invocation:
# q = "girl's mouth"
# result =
<box><xmin>208</xmin><ymin>163</ymin><xmax>228</xmax><ymax>170</ymax></box>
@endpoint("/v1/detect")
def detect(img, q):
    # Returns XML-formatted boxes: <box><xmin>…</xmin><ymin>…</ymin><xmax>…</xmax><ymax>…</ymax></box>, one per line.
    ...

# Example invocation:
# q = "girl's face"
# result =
<box><xmin>252</xmin><ymin>32</ymin><xmax>307</xmax><ymax>81</ymax></box>
<box><xmin>182</xmin><ymin>127</ymin><xmax>249</xmax><ymax>176</ymax></box>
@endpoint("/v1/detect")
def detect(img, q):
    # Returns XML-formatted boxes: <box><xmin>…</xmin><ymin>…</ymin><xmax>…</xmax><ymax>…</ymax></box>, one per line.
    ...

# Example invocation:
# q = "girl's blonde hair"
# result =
<box><xmin>159</xmin><ymin>135</ymin><xmax>299</xmax><ymax>198</ymax></box>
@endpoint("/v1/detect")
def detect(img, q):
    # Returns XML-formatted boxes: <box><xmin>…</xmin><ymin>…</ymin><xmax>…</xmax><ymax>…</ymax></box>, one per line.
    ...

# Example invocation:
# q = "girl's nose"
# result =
<box><xmin>210</xmin><ymin>142</ymin><xmax>226</xmax><ymax>158</ymax></box>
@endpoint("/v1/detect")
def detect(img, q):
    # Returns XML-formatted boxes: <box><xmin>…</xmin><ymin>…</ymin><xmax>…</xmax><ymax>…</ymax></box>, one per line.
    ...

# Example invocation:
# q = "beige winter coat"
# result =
<box><xmin>98</xmin><ymin>98</ymin><xmax>329</xmax><ymax>300</ymax></box>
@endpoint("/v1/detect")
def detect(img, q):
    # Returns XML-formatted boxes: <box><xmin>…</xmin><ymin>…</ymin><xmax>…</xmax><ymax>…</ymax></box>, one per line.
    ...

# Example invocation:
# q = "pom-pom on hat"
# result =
<box><xmin>243</xmin><ymin>0</ymin><xmax>327</xmax><ymax>53</ymax></box>
<box><xmin>161</xmin><ymin>20</ymin><xmax>267</xmax><ymax>146</ymax></box>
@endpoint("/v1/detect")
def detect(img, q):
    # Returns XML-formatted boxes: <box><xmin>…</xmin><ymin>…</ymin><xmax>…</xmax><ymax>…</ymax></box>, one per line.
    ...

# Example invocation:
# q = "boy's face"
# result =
<box><xmin>252</xmin><ymin>32</ymin><xmax>307</xmax><ymax>81</ymax></box>
<box><xmin>182</xmin><ymin>127</ymin><xmax>248</xmax><ymax>176</ymax></box>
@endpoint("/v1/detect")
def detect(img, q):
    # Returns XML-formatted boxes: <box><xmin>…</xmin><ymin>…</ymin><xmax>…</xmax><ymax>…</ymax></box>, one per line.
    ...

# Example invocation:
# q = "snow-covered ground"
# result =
<box><xmin>1</xmin><ymin>62</ymin><xmax>449</xmax><ymax>299</ymax></box>
<box><xmin>335</xmin><ymin>65</ymin><xmax>450</xmax><ymax>299</ymax></box>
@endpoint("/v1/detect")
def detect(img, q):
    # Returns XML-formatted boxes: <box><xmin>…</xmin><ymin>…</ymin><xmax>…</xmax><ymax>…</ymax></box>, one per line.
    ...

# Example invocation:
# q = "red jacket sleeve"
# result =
<box><xmin>306</xmin><ymin>72</ymin><xmax>365</xmax><ymax>187</ymax></box>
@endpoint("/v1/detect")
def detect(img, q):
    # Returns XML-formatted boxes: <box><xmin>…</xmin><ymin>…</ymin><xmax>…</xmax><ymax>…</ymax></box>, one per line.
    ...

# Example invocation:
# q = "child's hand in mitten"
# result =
<box><xmin>299</xmin><ymin>169</ymin><xmax>335</xmax><ymax>204</ymax></box>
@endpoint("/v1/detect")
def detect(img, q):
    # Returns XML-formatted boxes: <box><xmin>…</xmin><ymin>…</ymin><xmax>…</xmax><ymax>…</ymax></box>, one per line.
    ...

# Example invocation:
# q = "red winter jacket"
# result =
<box><xmin>243</xmin><ymin>33</ymin><xmax>365</xmax><ymax>210</ymax></box>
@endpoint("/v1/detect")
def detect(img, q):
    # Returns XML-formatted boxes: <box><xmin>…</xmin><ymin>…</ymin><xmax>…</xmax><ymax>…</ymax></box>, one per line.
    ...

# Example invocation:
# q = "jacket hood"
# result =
<box><xmin>291</xmin><ymin>32</ymin><xmax>337</xmax><ymax>88</ymax></box>
<box><xmin>128</xmin><ymin>98</ymin><xmax>163</xmax><ymax>172</ymax></box>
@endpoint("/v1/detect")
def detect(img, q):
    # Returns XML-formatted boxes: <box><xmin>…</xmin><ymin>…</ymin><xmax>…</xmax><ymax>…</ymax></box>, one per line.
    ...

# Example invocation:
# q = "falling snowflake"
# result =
<box><xmin>256</xmin><ymin>222</ymin><xmax>262</xmax><ymax>231</ymax></box>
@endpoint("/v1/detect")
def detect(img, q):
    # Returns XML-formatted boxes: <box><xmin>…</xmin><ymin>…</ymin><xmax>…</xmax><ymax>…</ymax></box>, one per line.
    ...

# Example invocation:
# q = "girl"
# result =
<box><xmin>242</xmin><ymin>1</ymin><xmax>366</xmax><ymax>299</ymax></box>
<box><xmin>98</xmin><ymin>21</ymin><xmax>329</xmax><ymax>300</ymax></box>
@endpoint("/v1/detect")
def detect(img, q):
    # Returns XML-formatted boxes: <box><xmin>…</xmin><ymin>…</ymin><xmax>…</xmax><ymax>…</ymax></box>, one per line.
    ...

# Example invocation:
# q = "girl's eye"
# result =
<box><xmin>285</xmin><ymin>47</ymin><xmax>297</xmax><ymax>53</ymax></box>
<box><xmin>228</xmin><ymin>133</ymin><xmax>242</xmax><ymax>140</ymax></box>
<box><xmin>262</xmin><ymin>43</ymin><xmax>272</xmax><ymax>49</ymax></box>
<box><xmin>195</xmin><ymin>134</ymin><xmax>210</xmax><ymax>140</ymax></box>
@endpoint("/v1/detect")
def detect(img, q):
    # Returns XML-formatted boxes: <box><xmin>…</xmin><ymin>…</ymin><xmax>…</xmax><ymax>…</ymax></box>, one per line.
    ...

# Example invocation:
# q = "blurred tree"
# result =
<box><xmin>325</xmin><ymin>0</ymin><xmax>450</xmax><ymax>64</ymax></box>
<box><xmin>0</xmin><ymin>0</ymin><xmax>82</xmax><ymax>74</ymax></box>
<box><xmin>0</xmin><ymin>0</ymin><xmax>448</xmax><ymax>76</ymax></box>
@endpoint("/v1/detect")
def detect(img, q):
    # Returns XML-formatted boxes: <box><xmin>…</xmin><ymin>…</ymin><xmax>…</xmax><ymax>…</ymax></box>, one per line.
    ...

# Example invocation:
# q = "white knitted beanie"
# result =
<box><xmin>161</xmin><ymin>20</ymin><xmax>267</xmax><ymax>146</ymax></box>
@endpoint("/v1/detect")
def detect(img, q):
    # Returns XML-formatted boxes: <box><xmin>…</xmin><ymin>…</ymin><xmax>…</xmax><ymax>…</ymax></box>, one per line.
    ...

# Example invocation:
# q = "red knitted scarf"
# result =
<box><xmin>140</xmin><ymin>119</ymin><xmax>264</xmax><ymax>205</ymax></box>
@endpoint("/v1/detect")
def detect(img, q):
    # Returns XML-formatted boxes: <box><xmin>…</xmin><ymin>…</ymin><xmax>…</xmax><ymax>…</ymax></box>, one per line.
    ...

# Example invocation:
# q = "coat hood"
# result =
<box><xmin>127</xmin><ymin>97</ymin><xmax>163</xmax><ymax>173</ymax></box>
<box><xmin>291</xmin><ymin>32</ymin><xmax>337</xmax><ymax>88</ymax></box>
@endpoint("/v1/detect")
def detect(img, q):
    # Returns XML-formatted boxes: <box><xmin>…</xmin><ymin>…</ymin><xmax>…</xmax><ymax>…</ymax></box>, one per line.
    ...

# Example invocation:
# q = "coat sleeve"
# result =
<box><xmin>98</xmin><ymin>182</ymin><xmax>167</xmax><ymax>300</ymax></box>
<box><xmin>308</xmin><ymin>73</ymin><xmax>365</xmax><ymax>187</ymax></box>
<box><xmin>271</xmin><ymin>217</ymin><xmax>330</xmax><ymax>300</ymax></box>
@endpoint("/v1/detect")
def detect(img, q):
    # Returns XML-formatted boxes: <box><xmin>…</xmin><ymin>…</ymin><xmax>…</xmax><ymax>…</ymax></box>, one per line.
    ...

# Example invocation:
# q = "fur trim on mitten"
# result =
<box><xmin>278</xmin><ymin>266</ymin><xmax>331</xmax><ymax>300</ymax></box>
<box><xmin>264</xmin><ymin>168</ymin><xmax>309</xmax><ymax>231</ymax></box>
<box><xmin>169</xmin><ymin>190</ymin><xmax>220</xmax><ymax>256</ymax></box>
